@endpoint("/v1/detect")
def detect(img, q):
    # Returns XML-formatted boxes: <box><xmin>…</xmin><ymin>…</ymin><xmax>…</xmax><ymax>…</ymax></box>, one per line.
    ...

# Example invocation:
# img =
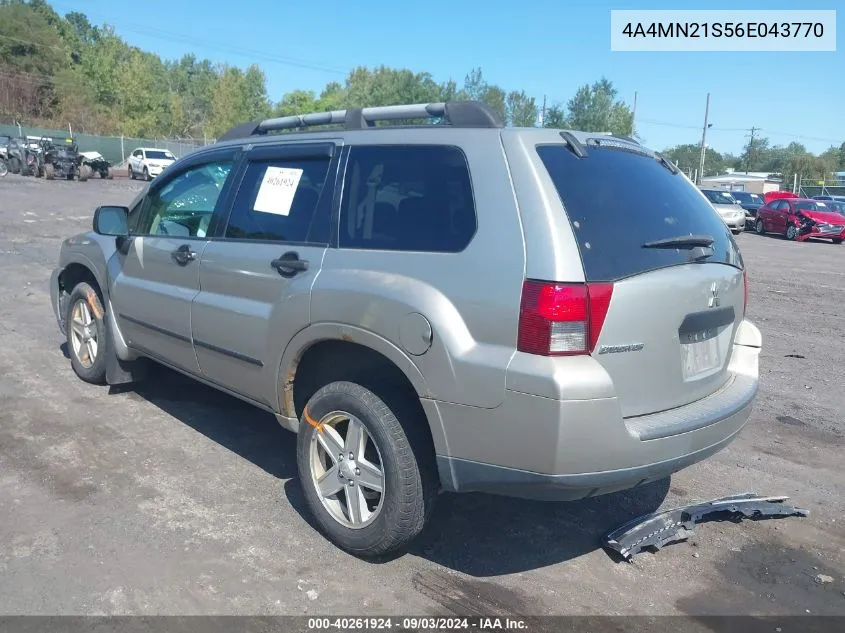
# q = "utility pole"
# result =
<box><xmin>631</xmin><ymin>91</ymin><xmax>638</xmax><ymax>137</ymax></box>
<box><xmin>540</xmin><ymin>95</ymin><xmax>547</xmax><ymax>128</ymax></box>
<box><xmin>744</xmin><ymin>126</ymin><xmax>759</xmax><ymax>174</ymax></box>
<box><xmin>697</xmin><ymin>93</ymin><xmax>711</xmax><ymax>185</ymax></box>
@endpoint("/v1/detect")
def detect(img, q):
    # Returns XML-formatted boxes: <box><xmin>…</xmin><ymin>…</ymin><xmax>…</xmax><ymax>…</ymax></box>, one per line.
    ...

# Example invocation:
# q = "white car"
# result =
<box><xmin>127</xmin><ymin>147</ymin><xmax>176</xmax><ymax>181</ymax></box>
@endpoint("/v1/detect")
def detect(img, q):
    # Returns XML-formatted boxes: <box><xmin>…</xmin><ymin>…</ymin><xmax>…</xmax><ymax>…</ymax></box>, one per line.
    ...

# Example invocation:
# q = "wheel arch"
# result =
<box><xmin>278</xmin><ymin>324</ymin><xmax>447</xmax><ymax>457</ymax></box>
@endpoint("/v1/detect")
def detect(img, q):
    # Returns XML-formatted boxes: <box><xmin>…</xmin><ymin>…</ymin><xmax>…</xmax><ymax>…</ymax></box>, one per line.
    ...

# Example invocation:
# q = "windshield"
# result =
<box><xmin>702</xmin><ymin>190</ymin><xmax>737</xmax><ymax>205</ymax></box>
<box><xmin>536</xmin><ymin>143</ymin><xmax>742</xmax><ymax>282</ymax></box>
<box><xmin>146</xmin><ymin>150</ymin><xmax>175</xmax><ymax>160</ymax></box>
<box><xmin>795</xmin><ymin>201</ymin><xmax>827</xmax><ymax>211</ymax></box>
<box><xmin>730</xmin><ymin>191</ymin><xmax>762</xmax><ymax>204</ymax></box>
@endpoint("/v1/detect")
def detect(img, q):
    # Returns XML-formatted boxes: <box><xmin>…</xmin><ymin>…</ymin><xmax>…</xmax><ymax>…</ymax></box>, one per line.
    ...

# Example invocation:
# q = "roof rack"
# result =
<box><xmin>216</xmin><ymin>100</ymin><xmax>502</xmax><ymax>142</ymax></box>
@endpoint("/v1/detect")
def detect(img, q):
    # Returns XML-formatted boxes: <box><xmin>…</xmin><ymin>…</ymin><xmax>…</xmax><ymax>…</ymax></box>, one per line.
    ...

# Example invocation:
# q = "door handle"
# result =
<box><xmin>270</xmin><ymin>251</ymin><xmax>309</xmax><ymax>278</ymax></box>
<box><xmin>171</xmin><ymin>244</ymin><xmax>197</xmax><ymax>266</ymax></box>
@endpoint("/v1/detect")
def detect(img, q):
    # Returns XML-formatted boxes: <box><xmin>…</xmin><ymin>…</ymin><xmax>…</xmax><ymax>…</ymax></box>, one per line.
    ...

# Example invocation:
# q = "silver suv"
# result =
<box><xmin>50</xmin><ymin>101</ymin><xmax>762</xmax><ymax>557</ymax></box>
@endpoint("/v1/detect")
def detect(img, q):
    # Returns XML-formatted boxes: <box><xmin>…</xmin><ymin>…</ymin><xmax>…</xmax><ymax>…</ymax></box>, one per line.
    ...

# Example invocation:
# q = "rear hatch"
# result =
<box><xmin>536</xmin><ymin>139</ymin><xmax>746</xmax><ymax>418</ymax></box>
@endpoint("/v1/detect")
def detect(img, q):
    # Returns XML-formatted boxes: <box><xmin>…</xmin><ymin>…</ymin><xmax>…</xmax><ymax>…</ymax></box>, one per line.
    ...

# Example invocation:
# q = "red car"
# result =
<box><xmin>754</xmin><ymin>197</ymin><xmax>845</xmax><ymax>243</ymax></box>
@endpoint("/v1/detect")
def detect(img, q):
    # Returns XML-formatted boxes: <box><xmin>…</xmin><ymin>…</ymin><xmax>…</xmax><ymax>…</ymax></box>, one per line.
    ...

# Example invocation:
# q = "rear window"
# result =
<box><xmin>536</xmin><ymin>143</ymin><xmax>742</xmax><ymax>282</ymax></box>
<box><xmin>796</xmin><ymin>200</ymin><xmax>826</xmax><ymax>211</ymax></box>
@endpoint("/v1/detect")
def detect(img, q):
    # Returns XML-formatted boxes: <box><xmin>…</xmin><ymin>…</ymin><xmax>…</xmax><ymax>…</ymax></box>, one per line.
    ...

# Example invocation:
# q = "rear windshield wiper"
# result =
<box><xmin>643</xmin><ymin>235</ymin><xmax>714</xmax><ymax>249</ymax></box>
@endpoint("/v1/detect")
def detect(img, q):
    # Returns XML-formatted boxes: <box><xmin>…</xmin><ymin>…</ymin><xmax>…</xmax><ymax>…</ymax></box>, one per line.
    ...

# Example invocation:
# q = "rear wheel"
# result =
<box><xmin>833</xmin><ymin>238</ymin><xmax>843</xmax><ymax>245</ymax></box>
<box><xmin>755</xmin><ymin>219</ymin><xmax>765</xmax><ymax>235</ymax></box>
<box><xmin>128</xmin><ymin>165</ymin><xmax>134</xmax><ymax>179</ymax></box>
<box><xmin>785</xmin><ymin>224</ymin><xmax>797</xmax><ymax>241</ymax></box>
<box><xmin>143</xmin><ymin>166</ymin><xmax>150</xmax><ymax>181</ymax></box>
<box><xmin>66</xmin><ymin>282</ymin><xmax>107</xmax><ymax>385</ymax></box>
<box><xmin>296</xmin><ymin>381</ymin><xmax>438</xmax><ymax>557</ymax></box>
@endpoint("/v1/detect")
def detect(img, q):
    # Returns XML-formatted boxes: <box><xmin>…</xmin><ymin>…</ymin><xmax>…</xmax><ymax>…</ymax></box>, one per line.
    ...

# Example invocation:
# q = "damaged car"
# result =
<box><xmin>755</xmin><ymin>197</ymin><xmax>845</xmax><ymax>244</ymax></box>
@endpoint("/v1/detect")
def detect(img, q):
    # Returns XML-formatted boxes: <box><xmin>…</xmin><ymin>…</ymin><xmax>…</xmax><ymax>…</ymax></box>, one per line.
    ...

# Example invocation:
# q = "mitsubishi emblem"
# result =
<box><xmin>708</xmin><ymin>282</ymin><xmax>720</xmax><ymax>308</ymax></box>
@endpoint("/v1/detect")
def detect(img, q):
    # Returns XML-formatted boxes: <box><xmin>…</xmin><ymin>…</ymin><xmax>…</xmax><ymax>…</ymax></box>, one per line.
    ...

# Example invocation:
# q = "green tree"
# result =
<box><xmin>662</xmin><ymin>143</ymin><xmax>726</xmax><ymax>177</ymax></box>
<box><xmin>274</xmin><ymin>89</ymin><xmax>319</xmax><ymax>117</ymax></box>
<box><xmin>565</xmin><ymin>78</ymin><xmax>634</xmax><ymax>136</ymax></box>
<box><xmin>459</xmin><ymin>67</ymin><xmax>507</xmax><ymax>124</ymax></box>
<box><xmin>542</xmin><ymin>104</ymin><xmax>567</xmax><ymax>128</ymax></box>
<box><xmin>506</xmin><ymin>90</ymin><xmax>537</xmax><ymax>127</ymax></box>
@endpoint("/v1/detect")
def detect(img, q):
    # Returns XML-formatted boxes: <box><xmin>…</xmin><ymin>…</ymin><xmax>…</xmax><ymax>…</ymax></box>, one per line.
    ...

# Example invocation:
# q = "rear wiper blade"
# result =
<box><xmin>643</xmin><ymin>234</ymin><xmax>714</xmax><ymax>249</ymax></box>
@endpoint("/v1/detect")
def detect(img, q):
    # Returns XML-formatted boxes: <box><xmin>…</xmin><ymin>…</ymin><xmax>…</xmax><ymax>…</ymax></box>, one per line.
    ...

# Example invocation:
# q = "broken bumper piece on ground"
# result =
<box><xmin>603</xmin><ymin>492</ymin><xmax>809</xmax><ymax>561</ymax></box>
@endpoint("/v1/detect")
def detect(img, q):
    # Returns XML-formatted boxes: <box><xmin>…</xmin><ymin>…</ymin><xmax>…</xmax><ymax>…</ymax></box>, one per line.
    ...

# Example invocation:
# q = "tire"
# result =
<box><xmin>44</xmin><ymin>163</ymin><xmax>54</xmax><ymax>180</ymax></box>
<box><xmin>128</xmin><ymin>165</ymin><xmax>134</xmax><ymax>180</ymax></box>
<box><xmin>79</xmin><ymin>165</ymin><xmax>91</xmax><ymax>182</ymax></box>
<box><xmin>0</xmin><ymin>159</ymin><xmax>7</xmax><ymax>177</ymax></box>
<box><xmin>106</xmin><ymin>167</ymin><xmax>114</xmax><ymax>180</ymax></box>
<box><xmin>143</xmin><ymin>166</ymin><xmax>150</xmax><ymax>181</ymax></box>
<box><xmin>65</xmin><ymin>282</ymin><xmax>107</xmax><ymax>385</ymax></box>
<box><xmin>66</xmin><ymin>172</ymin><xmax>74</xmax><ymax>181</ymax></box>
<box><xmin>9</xmin><ymin>157</ymin><xmax>20</xmax><ymax>174</ymax></box>
<box><xmin>785</xmin><ymin>224</ymin><xmax>797</xmax><ymax>241</ymax></box>
<box><xmin>755</xmin><ymin>219</ymin><xmax>765</xmax><ymax>235</ymax></box>
<box><xmin>296</xmin><ymin>381</ymin><xmax>438</xmax><ymax>557</ymax></box>
<box><xmin>833</xmin><ymin>238</ymin><xmax>843</xmax><ymax>245</ymax></box>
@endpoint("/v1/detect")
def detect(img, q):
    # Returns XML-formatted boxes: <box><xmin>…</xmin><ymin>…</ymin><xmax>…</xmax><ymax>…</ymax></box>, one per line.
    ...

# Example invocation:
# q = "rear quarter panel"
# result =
<box><xmin>310</xmin><ymin>128</ymin><xmax>526</xmax><ymax>409</ymax></box>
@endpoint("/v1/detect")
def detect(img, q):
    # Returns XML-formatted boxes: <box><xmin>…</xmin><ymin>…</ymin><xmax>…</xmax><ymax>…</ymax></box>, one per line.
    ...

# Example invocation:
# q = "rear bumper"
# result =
<box><xmin>434</xmin><ymin>320</ymin><xmax>762</xmax><ymax>500</ymax></box>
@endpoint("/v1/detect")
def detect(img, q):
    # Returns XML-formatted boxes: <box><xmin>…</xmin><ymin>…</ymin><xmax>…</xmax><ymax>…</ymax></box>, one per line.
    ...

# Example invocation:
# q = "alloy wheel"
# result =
<box><xmin>69</xmin><ymin>299</ymin><xmax>98</xmax><ymax>368</ymax></box>
<box><xmin>308</xmin><ymin>411</ymin><xmax>385</xmax><ymax>529</ymax></box>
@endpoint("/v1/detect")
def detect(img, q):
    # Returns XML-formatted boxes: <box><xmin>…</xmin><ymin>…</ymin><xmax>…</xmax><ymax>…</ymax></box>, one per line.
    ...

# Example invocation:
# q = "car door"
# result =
<box><xmin>129</xmin><ymin>149</ymin><xmax>141</xmax><ymax>172</ymax></box>
<box><xmin>110</xmin><ymin>148</ymin><xmax>240</xmax><ymax>373</ymax></box>
<box><xmin>191</xmin><ymin>141</ymin><xmax>340</xmax><ymax>406</ymax></box>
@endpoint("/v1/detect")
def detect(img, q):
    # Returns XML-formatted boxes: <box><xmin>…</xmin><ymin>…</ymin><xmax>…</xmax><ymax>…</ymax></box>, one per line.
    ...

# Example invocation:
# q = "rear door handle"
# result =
<box><xmin>171</xmin><ymin>244</ymin><xmax>197</xmax><ymax>266</ymax></box>
<box><xmin>270</xmin><ymin>251</ymin><xmax>309</xmax><ymax>278</ymax></box>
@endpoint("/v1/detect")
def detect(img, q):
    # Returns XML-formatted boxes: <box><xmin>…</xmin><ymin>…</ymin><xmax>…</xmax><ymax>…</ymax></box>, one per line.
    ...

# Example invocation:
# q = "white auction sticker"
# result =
<box><xmin>254</xmin><ymin>166</ymin><xmax>303</xmax><ymax>216</ymax></box>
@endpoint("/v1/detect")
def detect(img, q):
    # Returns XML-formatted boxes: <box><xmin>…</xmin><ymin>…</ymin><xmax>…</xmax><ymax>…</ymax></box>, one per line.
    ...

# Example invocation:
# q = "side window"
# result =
<box><xmin>339</xmin><ymin>145</ymin><xmax>476</xmax><ymax>253</ymax></box>
<box><xmin>133</xmin><ymin>150</ymin><xmax>141</xmax><ymax>158</ymax></box>
<box><xmin>224</xmin><ymin>157</ymin><xmax>330</xmax><ymax>243</ymax></box>
<box><xmin>136</xmin><ymin>160</ymin><xmax>233</xmax><ymax>238</ymax></box>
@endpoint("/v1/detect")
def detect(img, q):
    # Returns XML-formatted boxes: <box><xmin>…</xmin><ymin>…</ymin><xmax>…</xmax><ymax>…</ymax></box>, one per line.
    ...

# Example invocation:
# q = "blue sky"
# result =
<box><xmin>51</xmin><ymin>0</ymin><xmax>843</xmax><ymax>155</ymax></box>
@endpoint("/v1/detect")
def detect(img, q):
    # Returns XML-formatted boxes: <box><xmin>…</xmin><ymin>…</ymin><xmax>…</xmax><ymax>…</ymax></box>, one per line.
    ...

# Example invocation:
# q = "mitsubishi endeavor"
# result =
<box><xmin>50</xmin><ymin>101</ymin><xmax>762</xmax><ymax>557</ymax></box>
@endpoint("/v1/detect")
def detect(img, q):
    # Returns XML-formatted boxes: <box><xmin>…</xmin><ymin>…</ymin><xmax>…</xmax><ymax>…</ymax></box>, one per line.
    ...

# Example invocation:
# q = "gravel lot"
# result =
<box><xmin>1</xmin><ymin>174</ymin><xmax>843</xmax><ymax>616</ymax></box>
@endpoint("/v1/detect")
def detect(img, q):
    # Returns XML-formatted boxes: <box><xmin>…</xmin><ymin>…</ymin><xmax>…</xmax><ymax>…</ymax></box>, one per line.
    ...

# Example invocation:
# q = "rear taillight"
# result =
<box><xmin>517</xmin><ymin>280</ymin><xmax>614</xmax><ymax>356</ymax></box>
<box><xmin>743</xmin><ymin>268</ymin><xmax>748</xmax><ymax>318</ymax></box>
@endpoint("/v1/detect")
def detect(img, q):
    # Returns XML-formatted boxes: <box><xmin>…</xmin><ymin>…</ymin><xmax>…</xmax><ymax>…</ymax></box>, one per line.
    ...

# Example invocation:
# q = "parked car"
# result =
<box><xmin>820</xmin><ymin>200</ymin><xmax>845</xmax><ymax>215</ymax></box>
<box><xmin>49</xmin><ymin>101</ymin><xmax>761</xmax><ymax>557</ymax></box>
<box><xmin>754</xmin><ymin>197</ymin><xmax>845</xmax><ymax>243</ymax></box>
<box><xmin>812</xmin><ymin>194</ymin><xmax>845</xmax><ymax>203</ymax></box>
<box><xmin>699</xmin><ymin>188</ymin><xmax>746</xmax><ymax>233</ymax></box>
<box><xmin>727</xmin><ymin>190</ymin><xmax>765</xmax><ymax>227</ymax></box>
<box><xmin>127</xmin><ymin>147</ymin><xmax>176</xmax><ymax>180</ymax></box>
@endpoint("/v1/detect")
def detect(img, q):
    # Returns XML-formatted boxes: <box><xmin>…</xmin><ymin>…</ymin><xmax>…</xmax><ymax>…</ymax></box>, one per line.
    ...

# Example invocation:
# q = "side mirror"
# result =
<box><xmin>93</xmin><ymin>205</ymin><xmax>129</xmax><ymax>236</ymax></box>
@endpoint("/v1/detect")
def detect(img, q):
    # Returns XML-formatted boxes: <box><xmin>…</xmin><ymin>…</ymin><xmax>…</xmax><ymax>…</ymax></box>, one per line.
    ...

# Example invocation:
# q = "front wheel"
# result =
<box><xmin>785</xmin><ymin>224</ymin><xmax>797</xmax><ymax>241</ymax></box>
<box><xmin>143</xmin><ymin>167</ymin><xmax>150</xmax><ymax>181</ymax></box>
<box><xmin>296</xmin><ymin>381</ymin><xmax>438</xmax><ymax>558</ymax></box>
<box><xmin>66</xmin><ymin>282</ymin><xmax>107</xmax><ymax>385</ymax></box>
<box><xmin>833</xmin><ymin>238</ymin><xmax>843</xmax><ymax>245</ymax></box>
<box><xmin>755</xmin><ymin>219</ymin><xmax>765</xmax><ymax>235</ymax></box>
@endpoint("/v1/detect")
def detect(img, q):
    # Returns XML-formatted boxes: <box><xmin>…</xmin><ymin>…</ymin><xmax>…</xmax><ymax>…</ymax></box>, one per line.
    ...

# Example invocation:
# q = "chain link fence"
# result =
<box><xmin>796</xmin><ymin>178</ymin><xmax>845</xmax><ymax>199</ymax></box>
<box><xmin>0</xmin><ymin>123</ymin><xmax>211</xmax><ymax>167</ymax></box>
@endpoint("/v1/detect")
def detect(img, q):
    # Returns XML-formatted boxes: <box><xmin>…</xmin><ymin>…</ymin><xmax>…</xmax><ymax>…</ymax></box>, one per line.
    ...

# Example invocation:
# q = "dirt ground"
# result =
<box><xmin>0</xmin><ymin>173</ymin><xmax>843</xmax><ymax>616</ymax></box>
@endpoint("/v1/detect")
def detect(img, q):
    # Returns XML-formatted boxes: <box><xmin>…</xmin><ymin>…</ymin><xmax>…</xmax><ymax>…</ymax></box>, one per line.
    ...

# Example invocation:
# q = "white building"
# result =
<box><xmin>699</xmin><ymin>169</ymin><xmax>783</xmax><ymax>194</ymax></box>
